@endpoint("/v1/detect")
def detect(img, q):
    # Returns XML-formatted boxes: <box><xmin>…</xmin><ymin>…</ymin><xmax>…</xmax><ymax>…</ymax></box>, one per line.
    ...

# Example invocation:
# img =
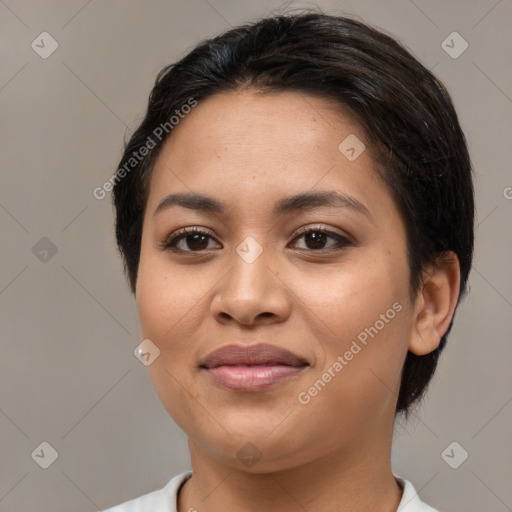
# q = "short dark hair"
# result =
<box><xmin>112</xmin><ymin>12</ymin><xmax>474</xmax><ymax>415</ymax></box>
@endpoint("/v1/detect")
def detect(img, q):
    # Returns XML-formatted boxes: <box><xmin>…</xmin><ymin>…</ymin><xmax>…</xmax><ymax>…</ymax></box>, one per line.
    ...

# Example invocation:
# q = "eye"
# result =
<box><xmin>161</xmin><ymin>227</ymin><xmax>221</xmax><ymax>252</ymax></box>
<box><xmin>290</xmin><ymin>226</ymin><xmax>353</xmax><ymax>251</ymax></box>
<box><xmin>160</xmin><ymin>225</ymin><xmax>353</xmax><ymax>254</ymax></box>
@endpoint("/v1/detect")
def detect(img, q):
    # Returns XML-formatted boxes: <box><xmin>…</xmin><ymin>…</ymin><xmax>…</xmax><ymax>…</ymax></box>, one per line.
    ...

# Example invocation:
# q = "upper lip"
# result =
<box><xmin>200</xmin><ymin>343</ymin><xmax>309</xmax><ymax>369</ymax></box>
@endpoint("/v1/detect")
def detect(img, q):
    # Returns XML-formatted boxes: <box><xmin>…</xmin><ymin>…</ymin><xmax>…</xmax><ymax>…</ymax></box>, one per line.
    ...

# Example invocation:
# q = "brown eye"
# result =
<box><xmin>291</xmin><ymin>228</ymin><xmax>352</xmax><ymax>251</ymax></box>
<box><xmin>162</xmin><ymin>228</ymin><xmax>220</xmax><ymax>252</ymax></box>
<box><xmin>180</xmin><ymin>233</ymin><xmax>210</xmax><ymax>251</ymax></box>
<box><xmin>162</xmin><ymin>226</ymin><xmax>352</xmax><ymax>254</ymax></box>
<box><xmin>303</xmin><ymin>231</ymin><xmax>328</xmax><ymax>249</ymax></box>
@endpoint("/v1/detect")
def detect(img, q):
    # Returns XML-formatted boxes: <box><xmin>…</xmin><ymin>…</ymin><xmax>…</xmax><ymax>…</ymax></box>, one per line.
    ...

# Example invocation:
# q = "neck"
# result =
<box><xmin>178</xmin><ymin>428</ymin><xmax>402</xmax><ymax>512</ymax></box>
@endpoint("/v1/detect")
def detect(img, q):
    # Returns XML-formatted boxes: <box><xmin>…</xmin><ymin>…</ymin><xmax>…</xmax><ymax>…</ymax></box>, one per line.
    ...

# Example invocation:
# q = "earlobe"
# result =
<box><xmin>409</xmin><ymin>252</ymin><xmax>461</xmax><ymax>356</ymax></box>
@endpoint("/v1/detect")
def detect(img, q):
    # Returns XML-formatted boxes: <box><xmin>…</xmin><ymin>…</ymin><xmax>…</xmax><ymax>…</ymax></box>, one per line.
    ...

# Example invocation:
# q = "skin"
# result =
<box><xmin>135</xmin><ymin>89</ymin><xmax>460</xmax><ymax>511</ymax></box>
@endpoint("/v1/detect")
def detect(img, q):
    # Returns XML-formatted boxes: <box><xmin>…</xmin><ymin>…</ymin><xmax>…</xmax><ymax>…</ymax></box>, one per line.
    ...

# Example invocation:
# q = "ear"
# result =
<box><xmin>409</xmin><ymin>251</ymin><xmax>461</xmax><ymax>356</ymax></box>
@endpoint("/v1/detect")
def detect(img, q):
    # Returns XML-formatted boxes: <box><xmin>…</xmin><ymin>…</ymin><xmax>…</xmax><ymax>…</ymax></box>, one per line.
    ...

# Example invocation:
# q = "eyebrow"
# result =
<box><xmin>153</xmin><ymin>190</ymin><xmax>372</xmax><ymax>220</ymax></box>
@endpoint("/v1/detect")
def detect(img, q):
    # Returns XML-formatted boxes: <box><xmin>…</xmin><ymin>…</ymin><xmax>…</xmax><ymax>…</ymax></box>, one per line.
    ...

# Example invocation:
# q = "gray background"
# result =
<box><xmin>1</xmin><ymin>0</ymin><xmax>511</xmax><ymax>510</ymax></box>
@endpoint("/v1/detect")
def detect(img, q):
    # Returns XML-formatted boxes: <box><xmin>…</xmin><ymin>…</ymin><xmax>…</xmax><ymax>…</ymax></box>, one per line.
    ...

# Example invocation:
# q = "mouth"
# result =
<box><xmin>199</xmin><ymin>343</ymin><xmax>309</xmax><ymax>392</ymax></box>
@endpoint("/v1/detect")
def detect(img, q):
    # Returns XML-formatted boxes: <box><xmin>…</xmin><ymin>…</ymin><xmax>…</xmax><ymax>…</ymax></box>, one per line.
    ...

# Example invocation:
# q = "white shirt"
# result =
<box><xmin>102</xmin><ymin>471</ymin><xmax>439</xmax><ymax>512</ymax></box>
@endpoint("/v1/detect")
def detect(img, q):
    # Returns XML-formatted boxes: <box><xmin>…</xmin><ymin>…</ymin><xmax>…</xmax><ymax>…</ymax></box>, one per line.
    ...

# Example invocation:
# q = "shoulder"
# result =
<box><xmin>102</xmin><ymin>471</ymin><xmax>192</xmax><ymax>512</ymax></box>
<box><xmin>395</xmin><ymin>476</ymin><xmax>440</xmax><ymax>512</ymax></box>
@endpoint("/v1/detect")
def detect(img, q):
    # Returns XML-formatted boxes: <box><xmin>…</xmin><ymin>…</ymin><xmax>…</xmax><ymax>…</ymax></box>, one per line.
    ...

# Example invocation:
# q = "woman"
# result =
<box><xmin>103</xmin><ymin>11</ymin><xmax>474</xmax><ymax>512</ymax></box>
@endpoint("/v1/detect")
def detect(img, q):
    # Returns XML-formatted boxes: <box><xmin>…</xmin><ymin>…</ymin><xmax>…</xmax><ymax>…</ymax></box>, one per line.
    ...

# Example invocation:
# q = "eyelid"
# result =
<box><xmin>292</xmin><ymin>223</ymin><xmax>351</xmax><ymax>240</ymax></box>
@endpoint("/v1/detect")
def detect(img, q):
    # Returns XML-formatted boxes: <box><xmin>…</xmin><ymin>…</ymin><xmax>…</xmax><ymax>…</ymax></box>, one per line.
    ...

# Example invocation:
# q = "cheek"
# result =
<box><xmin>289</xmin><ymin>247</ymin><xmax>409</xmax><ymax>345</ymax></box>
<box><xmin>288</xmin><ymin>251</ymin><xmax>411</xmax><ymax>416</ymax></box>
<box><xmin>135</xmin><ymin>249</ymin><xmax>226</xmax><ymax>423</ymax></box>
<box><xmin>294</xmin><ymin>317</ymin><xmax>409</xmax><ymax>453</ymax></box>
<box><xmin>136</xmin><ymin>251</ymin><xmax>209</xmax><ymax>343</ymax></box>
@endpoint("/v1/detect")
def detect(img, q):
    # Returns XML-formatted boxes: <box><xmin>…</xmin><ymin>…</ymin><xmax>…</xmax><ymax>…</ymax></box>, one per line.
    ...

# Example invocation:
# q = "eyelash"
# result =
<box><xmin>160</xmin><ymin>225</ymin><xmax>353</xmax><ymax>254</ymax></box>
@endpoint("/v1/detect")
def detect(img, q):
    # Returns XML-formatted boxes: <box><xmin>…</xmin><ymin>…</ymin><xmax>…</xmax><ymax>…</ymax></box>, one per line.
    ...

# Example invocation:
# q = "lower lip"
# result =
<box><xmin>204</xmin><ymin>365</ymin><xmax>307</xmax><ymax>391</ymax></box>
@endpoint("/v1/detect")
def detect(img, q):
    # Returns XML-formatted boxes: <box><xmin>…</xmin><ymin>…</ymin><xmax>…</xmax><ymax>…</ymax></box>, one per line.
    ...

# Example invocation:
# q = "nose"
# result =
<box><xmin>210</xmin><ymin>242</ymin><xmax>292</xmax><ymax>327</ymax></box>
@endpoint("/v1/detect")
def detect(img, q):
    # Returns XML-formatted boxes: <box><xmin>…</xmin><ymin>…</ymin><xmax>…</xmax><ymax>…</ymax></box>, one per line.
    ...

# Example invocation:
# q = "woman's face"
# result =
<box><xmin>136</xmin><ymin>89</ymin><xmax>416</xmax><ymax>471</ymax></box>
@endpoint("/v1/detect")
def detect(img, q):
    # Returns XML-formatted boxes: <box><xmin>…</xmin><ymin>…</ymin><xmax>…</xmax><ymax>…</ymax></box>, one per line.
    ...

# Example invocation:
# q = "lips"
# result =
<box><xmin>201</xmin><ymin>343</ymin><xmax>308</xmax><ymax>368</ymax></box>
<box><xmin>200</xmin><ymin>343</ymin><xmax>309</xmax><ymax>392</ymax></box>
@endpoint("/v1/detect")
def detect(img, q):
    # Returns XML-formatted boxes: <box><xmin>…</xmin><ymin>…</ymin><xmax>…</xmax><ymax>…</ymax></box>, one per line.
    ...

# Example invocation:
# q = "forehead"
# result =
<box><xmin>147</xmin><ymin>89</ymin><xmax>383</xmax><ymax>204</ymax></box>
<box><xmin>159</xmin><ymin>89</ymin><xmax>362</xmax><ymax>159</ymax></box>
